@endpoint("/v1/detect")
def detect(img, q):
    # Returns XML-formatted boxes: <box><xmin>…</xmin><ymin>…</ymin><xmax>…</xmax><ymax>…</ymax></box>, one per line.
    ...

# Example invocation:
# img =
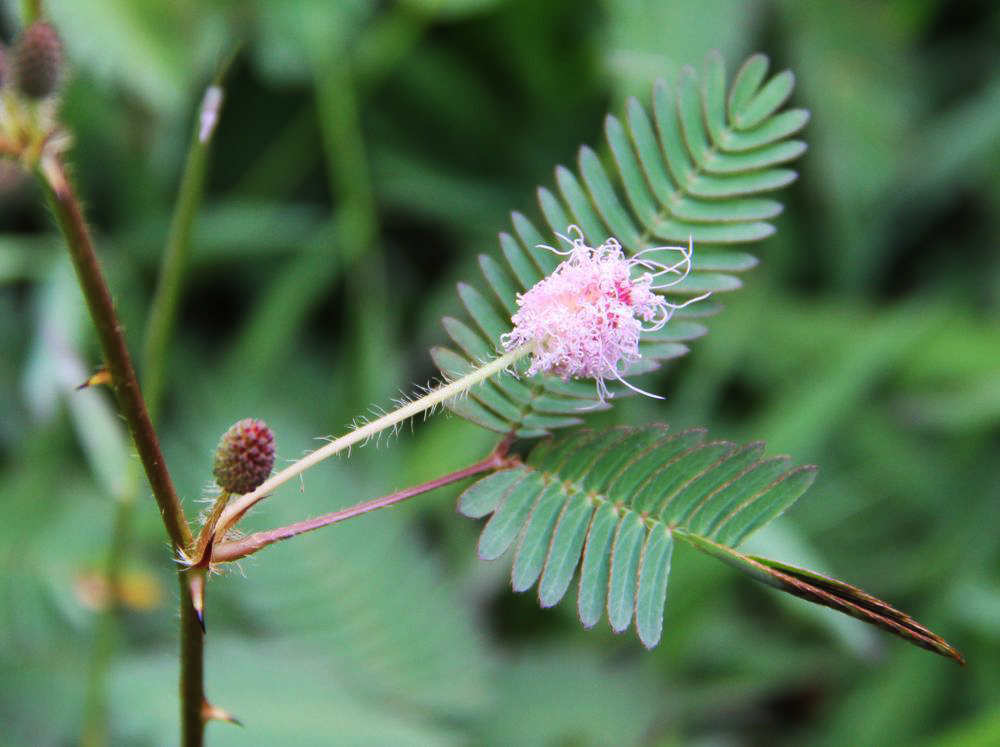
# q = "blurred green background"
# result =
<box><xmin>2</xmin><ymin>0</ymin><xmax>999</xmax><ymax>745</ymax></box>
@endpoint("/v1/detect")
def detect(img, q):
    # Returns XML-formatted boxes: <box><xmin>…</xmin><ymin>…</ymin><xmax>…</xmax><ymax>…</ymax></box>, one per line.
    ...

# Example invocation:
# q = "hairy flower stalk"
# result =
<box><xmin>210</xmin><ymin>229</ymin><xmax>706</xmax><ymax>548</ymax></box>
<box><xmin>212</xmin><ymin>345</ymin><xmax>531</xmax><ymax>539</ymax></box>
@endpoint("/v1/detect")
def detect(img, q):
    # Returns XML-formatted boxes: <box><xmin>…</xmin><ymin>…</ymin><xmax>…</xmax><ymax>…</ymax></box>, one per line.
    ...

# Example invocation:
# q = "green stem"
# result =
<box><xmin>80</xmin><ymin>477</ymin><xmax>138</xmax><ymax>747</ymax></box>
<box><xmin>78</xmin><ymin>73</ymin><xmax>229</xmax><ymax>746</ymax></box>
<box><xmin>215</xmin><ymin>345</ymin><xmax>532</xmax><ymax>539</ymax></box>
<box><xmin>179</xmin><ymin>574</ymin><xmax>206</xmax><ymax>745</ymax></box>
<box><xmin>21</xmin><ymin>0</ymin><xmax>41</xmax><ymax>24</ymax></box>
<box><xmin>224</xmin><ymin>11</ymin><xmax>429</xmax><ymax>378</ymax></box>
<box><xmin>142</xmin><ymin>84</ymin><xmax>223</xmax><ymax>414</ymax></box>
<box><xmin>310</xmin><ymin>43</ymin><xmax>388</xmax><ymax>411</ymax></box>
<box><xmin>213</xmin><ymin>445</ymin><xmax>512</xmax><ymax>562</ymax></box>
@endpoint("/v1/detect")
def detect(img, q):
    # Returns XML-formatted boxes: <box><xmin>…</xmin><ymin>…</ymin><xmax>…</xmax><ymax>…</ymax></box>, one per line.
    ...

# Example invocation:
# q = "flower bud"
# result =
<box><xmin>14</xmin><ymin>22</ymin><xmax>62</xmax><ymax>99</ymax></box>
<box><xmin>212</xmin><ymin>419</ymin><xmax>276</xmax><ymax>495</ymax></box>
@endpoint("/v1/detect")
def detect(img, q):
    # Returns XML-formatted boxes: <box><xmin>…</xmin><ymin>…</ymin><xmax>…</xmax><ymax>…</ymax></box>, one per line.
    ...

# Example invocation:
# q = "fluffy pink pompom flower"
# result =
<box><xmin>501</xmin><ymin>226</ymin><xmax>708</xmax><ymax>402</ymax></box>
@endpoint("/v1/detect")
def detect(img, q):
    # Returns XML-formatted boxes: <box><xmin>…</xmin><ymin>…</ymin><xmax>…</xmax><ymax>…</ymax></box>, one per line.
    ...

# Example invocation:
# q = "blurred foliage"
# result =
<box><xmin>1</xmin><ymin>0</ymin><xmax>999</xmax><ymax>745</ymax></box>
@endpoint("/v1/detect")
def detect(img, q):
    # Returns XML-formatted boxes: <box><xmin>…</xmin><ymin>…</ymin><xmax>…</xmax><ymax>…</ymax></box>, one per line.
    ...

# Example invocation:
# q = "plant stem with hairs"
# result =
<box><xmin>212</xmin><ymin>345</ymin><xmax>531</xmax><ymax>542</ymax></box>
<box><xmin>78</xmin><ymin>73</ymin><xmax>229</xmax><ymax>747</ymax></box>
<box><xmin>40</xmin><ymin>160</ymin><xmax>193</xmax><ymax>550</ymax></box>
<box><xmin>213</xmin><ymin>445</ymin><xmax>514</xmax><ymax>563</ymax></box>
<box><xmin>37</xmin><ymin>156</ymin><xmax>209</xmax><ymax>746</ymax></box>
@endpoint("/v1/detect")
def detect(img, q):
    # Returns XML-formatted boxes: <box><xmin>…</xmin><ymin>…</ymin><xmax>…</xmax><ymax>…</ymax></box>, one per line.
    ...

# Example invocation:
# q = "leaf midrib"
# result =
<box><xmin>634</xmin><ymin>90</ymin><xmax>755</xmax><ymax>248</ymax></box>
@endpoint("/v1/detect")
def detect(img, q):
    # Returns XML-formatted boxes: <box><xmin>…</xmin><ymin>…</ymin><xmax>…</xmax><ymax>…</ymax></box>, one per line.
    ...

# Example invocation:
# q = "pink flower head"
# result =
<box><xmin>501</xmin><ymin>226</ymin><xmax>708</xmax><ymax>402</ymax></box>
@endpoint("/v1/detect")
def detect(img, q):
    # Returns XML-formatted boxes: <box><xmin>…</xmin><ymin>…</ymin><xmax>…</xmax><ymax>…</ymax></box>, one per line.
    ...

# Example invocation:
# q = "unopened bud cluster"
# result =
<box><xmin>1</xmin><ymin>22</ymin><xmax>65</xmax><ymax>166</ymax></box>
<box><xmin>12</xmin><ymin>22</ymin><xmax>62</xmax><ymax>100</ymax></box>
<box><xmin>213</xmin><ymin>419</ymin><xmax>276</xmax><ymax>495</ymax></box>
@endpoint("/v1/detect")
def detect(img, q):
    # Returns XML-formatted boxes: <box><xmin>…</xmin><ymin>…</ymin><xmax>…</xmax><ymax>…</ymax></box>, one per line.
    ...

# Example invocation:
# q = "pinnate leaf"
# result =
<box><xmin>438</xmin><ymin>53</ymin><xmax>808</xmax><ymax>436</ymax></box>
<box><xmin>458</xmin><ymin>424</ymin><xmax>963</xmax><ymax>661</ymax></box>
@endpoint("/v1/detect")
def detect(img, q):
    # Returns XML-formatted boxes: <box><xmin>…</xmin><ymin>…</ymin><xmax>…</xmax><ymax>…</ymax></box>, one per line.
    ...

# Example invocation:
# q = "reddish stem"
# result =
<box><xmin>213</xmin><ymin>444</ymin><xmax>514</xmax><ymax>562</ymax></box>
<box><xmin>41</xmin><ymin>157</ymin><xmax>193</xmax><ymax>551</ymax></box>
<box><xmin>38</xmin><ymin>156</ymin><xmax>202</xmax><ymax>745</ymax></box>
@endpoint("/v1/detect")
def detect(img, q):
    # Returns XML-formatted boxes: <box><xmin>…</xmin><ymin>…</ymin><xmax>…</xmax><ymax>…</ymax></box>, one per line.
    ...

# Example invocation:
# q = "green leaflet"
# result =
<box><xmin>634</xmin><ymin>527</ymin><xmax>673</xmax><ymax>649</ymax></box>
<box><xmin>457</xmin><ymin>424</ymin><xmax>963</xmax><ymax>661</ymax></box>
<box><xmin>437</xmin><ymin>52</ymin><xmax>808</xmax><ymax>436</ymax></box>
<box><xmin>460</xmin><ymin>424</ymin><xmax>813</xmax><ymax>647</ymax></box>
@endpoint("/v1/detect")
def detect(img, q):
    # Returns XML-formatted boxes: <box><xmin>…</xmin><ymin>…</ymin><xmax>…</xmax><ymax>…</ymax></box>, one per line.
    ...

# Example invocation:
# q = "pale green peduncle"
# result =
<box><xmin>213</xmin><ymin>344</ymin><xmax>532</xmax><ymax>538</ymax></box>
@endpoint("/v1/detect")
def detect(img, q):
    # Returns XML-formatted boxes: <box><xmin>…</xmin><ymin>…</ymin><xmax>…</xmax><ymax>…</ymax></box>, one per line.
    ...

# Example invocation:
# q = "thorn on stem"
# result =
<box><xmin>76</xmin><ymin>367</ymin><xmax>111</xmax><ymax>390</ymax></box>
<box><xmin>188</xmin><ymin>569</ymin><xmax>206</xmax><ymax>634</ymax></box>
<box><xmin>202</xmin><ymin>699</ymin><xmax>243</xmax><ymax>727</ymax></box>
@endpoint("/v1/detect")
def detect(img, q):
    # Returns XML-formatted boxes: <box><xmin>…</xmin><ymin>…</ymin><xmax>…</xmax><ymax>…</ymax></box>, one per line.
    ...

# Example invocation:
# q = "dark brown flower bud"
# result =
<box><xmin>14</xmin><ymin>22</ymin><xmax>62</xmax><ymax>99</ymax></box>
<box><xmin>212</xmin><ymin>419</ymin><xmax>275</xmax><ymax>495</ymax></box>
